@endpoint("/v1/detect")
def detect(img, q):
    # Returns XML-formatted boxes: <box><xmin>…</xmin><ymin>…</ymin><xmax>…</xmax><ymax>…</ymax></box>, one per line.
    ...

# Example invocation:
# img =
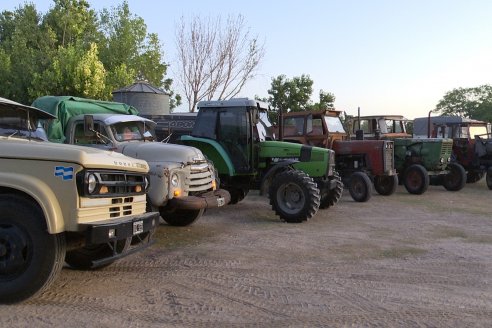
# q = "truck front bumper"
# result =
<box><xmin>167</xmin><ymin>189</ymin><xmax>231</xmax><ymax>210</ymax></box>
<box><xmin>80</xmin><ymin>211</ymin><xmax>160</xmax><ymax>245</ymax></box>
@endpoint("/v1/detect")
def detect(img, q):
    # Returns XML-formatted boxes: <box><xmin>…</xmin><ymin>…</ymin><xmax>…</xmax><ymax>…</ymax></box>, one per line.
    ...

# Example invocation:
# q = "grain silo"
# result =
<box><xmin>112</xmin><ymin>81</ymin><xmax>170</xmax><ymax>115</ymax></box>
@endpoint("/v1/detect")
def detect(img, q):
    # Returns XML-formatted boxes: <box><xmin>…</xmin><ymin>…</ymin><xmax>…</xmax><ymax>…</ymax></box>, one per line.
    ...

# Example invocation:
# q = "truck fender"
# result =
<box><xmin>0</xmin><ymin>172</ymin><xmax>64</xmax><ymax>234</ymax></box>
<box><xmin>259</xmin><ymin>160</ymin><xmax>299</xmax><ymax>195</ymax></box>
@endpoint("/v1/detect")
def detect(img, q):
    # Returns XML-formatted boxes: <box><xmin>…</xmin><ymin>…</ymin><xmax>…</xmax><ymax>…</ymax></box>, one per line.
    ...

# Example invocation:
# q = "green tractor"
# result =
<box><xmin>180</xmin><ymin>98</ymin><xmax>343</xmax><ymax>223</ymax></box>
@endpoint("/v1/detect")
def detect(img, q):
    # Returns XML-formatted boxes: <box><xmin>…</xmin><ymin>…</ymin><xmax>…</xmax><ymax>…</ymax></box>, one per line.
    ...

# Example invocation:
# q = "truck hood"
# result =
<box><xmin>119</xmin><ymin>142</ymin><xmax>206</xmax><ymax>164</ymax></box>
<box><xmin>1</xmin><ymin>138</ymin><xmax>149</xmax><ymax>173</ymax></box>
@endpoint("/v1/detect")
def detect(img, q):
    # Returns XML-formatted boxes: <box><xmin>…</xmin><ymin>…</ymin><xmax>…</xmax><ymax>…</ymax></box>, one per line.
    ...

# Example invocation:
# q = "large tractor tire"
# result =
<box><xmin>269</xmin><ymin>170</ymin><xmax>320</xmax><ymax>223</ymax></box>
<box><xmin>443</xmin><ymin>162</ymin><xmax>467</xmax><ymax>191</ymax></box>
<box><xmin>348</xmin><ymin>172</ymin><xmax>372</xmax><ymax>202</ymax></box>
<box><xmin>466</xmin><ymin>171</ymin><xmax>484</xmax><ymax>183</ymax></box>
<box><xmin>403</xmin><ymin>164</ymin><xmax>429</xmax><ymax>195</ymax></box>
<box><xmin>159</xmin><ymin>208</ymin><xmax>205</xmax><ymax>226</ymax></box>
<box><xmin>65</xmin><ymin>237</ymin><xmax>131</xmax><ymax>270</ymax></box>
<box><xmin>319</xmin><ymin>172</ymin><xmax>343</xmax><ymax>209</ymax></box>
<box><xmin>0</xmin><ymin>195</ymin><xmax>66</xmax><ymax>303</ymax></box>
<box><xmin>374</xmin><ymin>174</ymin><xmax>398</xmax><ymax>196</ymax></box>
<box><xmin>487</xmin><ymin>168</ymin><xmax>492</xmax><ymax>190</ymax></box>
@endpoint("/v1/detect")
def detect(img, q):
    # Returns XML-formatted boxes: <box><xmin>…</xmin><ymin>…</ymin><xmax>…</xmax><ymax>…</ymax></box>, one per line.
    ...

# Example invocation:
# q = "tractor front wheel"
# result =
<box><xmin>403</xmin><ymin>164</ymin><xmax>429</xmax><ymax>194</ymax></box>
<box><xmin>269</xmin><ymin>170</ymin><xmax>320</xmax><ymax>223</ymax></box>
<box><xmin>486</xmin><ymin>168</ymin><xmax>492</xmax><ymax>190</ymax></box>
<box><xmin>443</xmin><ymin>162</ymin><xmax>466</xmax><ymax>191</ymax></box>
<box><xmin>319</xmin><ymin>172</ymin><xmax>343</xmax><ymax>209</ymax></box>
<box><xmin>374</xmin><ymin>174</ymin><xmax>398</xmax><ymax>196</ymax></box>
<box><xmin>348</xmin><ymin>172</ymin><xmax>372</xmax><ymax>202</ymax></box>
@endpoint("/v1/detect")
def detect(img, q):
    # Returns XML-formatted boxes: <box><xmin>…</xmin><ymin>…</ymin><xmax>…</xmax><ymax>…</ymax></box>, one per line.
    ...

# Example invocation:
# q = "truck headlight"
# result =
<box><xmin>171</xmin><ymin>174</ymin><xmax>179</xmax><ymax>187</ymax></box>
<box><xmin>87</xmin><ymin>173</ymin><xmax>98</xmax><ymax>194</ymax></box>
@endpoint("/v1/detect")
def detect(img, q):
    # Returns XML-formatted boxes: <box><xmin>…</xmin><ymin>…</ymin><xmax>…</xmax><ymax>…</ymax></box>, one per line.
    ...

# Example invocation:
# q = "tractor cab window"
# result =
<box><xmin>192</xmin><ymin>110</ymin><xmax>217</xmax><ymax>139</ymax></box>
<box><xmin>324</xmin><ymin>116</ymin><xmax>345</xmax><ymax>133</ymax></box>
<box><xmin>256</xmin><ymin>110</ymin><xmax>274</xmax><ymax>141</ymax></box>
<box><xmin>468</xmin><ymin>125</ymin><xmax>488</xmax><ymax>138</ymax></box>
<box><xmin>218</xmin><ymin>108</ymin><xmax>250</xmax><ymax>173</ymax></box>
<box><xmin>284</xmin><ymin>117</ymin><xmax>305</xmax><ymax>136</ymax></box>
<box><xmin>311</xmin><ymin>118</ymin><xmax>324</xmax><ymax>135</ymax></box>
<box><xmin>354</xmin><ymin>119</ymin><xmax>372</xmax><ymax>134</ymax></box>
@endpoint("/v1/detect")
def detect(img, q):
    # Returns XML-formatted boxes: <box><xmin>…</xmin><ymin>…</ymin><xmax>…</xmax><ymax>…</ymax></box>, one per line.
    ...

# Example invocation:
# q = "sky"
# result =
<box><xmin>2</xmin><ymin>0</ymin><xmax>492</xmax><ymax>119</ymax></box>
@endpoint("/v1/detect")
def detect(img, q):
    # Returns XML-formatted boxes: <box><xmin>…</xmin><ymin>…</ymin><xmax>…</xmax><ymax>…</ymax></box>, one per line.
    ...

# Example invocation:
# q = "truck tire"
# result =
<box><xmin>227</xmin><ymin>188</ymin><xmax>249</xmax><ymax>205</ymax></box>
<box><xmin>269</xmin><ymin>170</ymin><xmax>320</xmax><ymax>223</ymax></box>
<box><xmin>374</xmin><ymin>174</ymin><xmax>398</xmax><ymax>196</ymax></box>
<box><xmin>403</xmin><ymin>164</ymin><xmax>429</xmax><ymax>194</ymax></box>
<box><xmin>159</xmin><ymin>208</ymin><xmax>205</xmax><ymax>226</ymax></box>
<box><xmin>443</xmin><ymin>162</ymin><xmax>466</xmax><ymax>191</ymax></box>
<box><xmin>487</xmin><ymin>168</ymin><xmax>492</xmax><ymax>190</ymax></box>
<box><xmin>348</xmin><ymin>172</ymin><xmax>372</xmax><ymax>202</ymax></box>
<box><xmin>319</xmin><ymin>172</ymin><xmax>343</xmax><ymax>209</ymax></box>
<box><xmin>0</xmin><ymin>195</ymin><xmax>66</xmax><ymax>303</ymax></box>
<box><xmin>65</xmin><ymin>238</ymin><xmax>131</xmax><ymax>270</ymax></box>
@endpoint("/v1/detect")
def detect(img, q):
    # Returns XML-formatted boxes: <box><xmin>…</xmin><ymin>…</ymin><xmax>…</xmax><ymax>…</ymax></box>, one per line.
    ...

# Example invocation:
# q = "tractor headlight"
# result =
<box><xmin>87</xmin><ymin>173</ymin><xmax>98</xmax><ymax>194</ymax></box>
<box><xmin>171</xmin><ymin>173</ymin><xmax>179</xmax><ymax>187</ymax></box>
<box><xmin>439</xmin><ymin>157</ymin><xmax>444</xmax><ymax>164</ymax></box>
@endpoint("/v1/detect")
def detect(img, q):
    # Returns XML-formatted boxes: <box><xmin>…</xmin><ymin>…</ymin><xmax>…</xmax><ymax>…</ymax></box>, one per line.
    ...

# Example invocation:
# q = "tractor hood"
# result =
<box><xmin>119</xmin><ymin>142</ymin><xmax>206</xmax><ymax>164</ymax></box>
<box><xmin>0</xmin><ymin>138</ymin><xmax>149</xmax><ymax>172</ymax></box>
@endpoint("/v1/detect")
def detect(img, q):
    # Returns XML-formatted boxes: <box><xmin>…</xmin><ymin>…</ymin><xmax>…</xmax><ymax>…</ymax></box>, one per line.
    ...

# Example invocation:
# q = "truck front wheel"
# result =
<box><xmin>348</xmin><ymin>172</ymin><xmax>372</xmax><ymax>202</ymax></box>
<box><xmin>269</xmin><ymin>170</ymin><xmax>320</xmax><ymax>223</ymax></box>
<box><xmin>0</xmin><ymin>195</ymin><xmax>66</xmax><ymax>303</ymax></box>
<box><xmin>374</xmin><ymin>175</ymin><xmax>398</xmax><ymax>196</ymax></box>
<box><xmin>443</xmin><ymin>162</ymin><xmax>466</xmax><ymax>191</ymax></box>
<box><xmin>159</xmin><ymin>208</ymin><xmax>205</xmax><ymax>226</ymax></box>
<box><xmin>403</xmin><ymin>164</ymin><xmax>429</xmax><ymax>194</ymax></box>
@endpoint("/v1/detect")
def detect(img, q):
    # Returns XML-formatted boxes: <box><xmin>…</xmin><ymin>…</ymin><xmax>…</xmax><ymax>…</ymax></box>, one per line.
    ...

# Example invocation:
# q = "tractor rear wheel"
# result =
<box><xmin>403</xmin><ymin>164</ymin><xmax>429</xmax><ymax>194</ymax></box>
<box><xmin>269</xmin><ymin>170</ymin><xmax>320</xmax><ymax>223</ymax></box>
<box><xmin>348</xmin><ymin>172</ymin><xmax>372</xmax><ymax>202</ymax></box>
<box><xmin>374</xmin><ymin>174</ymin><xmax>398</xmax><ymax>196</ymax></box>
<box><xmin>487</xmin><ymin>168</ymin><xmax>492</xmax><ymax>190</ymax></box>
<box><xmin>443</xmin><ymin>162</ymin><xmax>466</xmax><ymax>191</ymax></box>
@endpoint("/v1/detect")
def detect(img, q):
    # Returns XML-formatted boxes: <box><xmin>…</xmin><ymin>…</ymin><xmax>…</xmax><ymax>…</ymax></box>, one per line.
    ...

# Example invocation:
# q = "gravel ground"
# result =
<box><xmin>1</xmin><ymin>179</ymin><xmax>491</xmax><ymax>327</ymax></box>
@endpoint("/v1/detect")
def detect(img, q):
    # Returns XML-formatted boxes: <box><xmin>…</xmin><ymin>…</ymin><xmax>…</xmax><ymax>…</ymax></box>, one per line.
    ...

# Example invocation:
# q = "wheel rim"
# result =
<box><xmin>0</xmin><ymin>224</ymin><xmax>32</xmax><ymax>277</ymax></box>
<box><xmin>276</xmin><ymin>182</ymin><xmax>305</xmax><ymax>214</ymax></box>
<box><xmin>351</xmin><ymin>177</ymin><xmax>366</xmax><ymax>198</ymax></box>
<box><xmin>406</xmin><ymin>170</ymin><xmax>422</xmax><ymax>190</ymax></box>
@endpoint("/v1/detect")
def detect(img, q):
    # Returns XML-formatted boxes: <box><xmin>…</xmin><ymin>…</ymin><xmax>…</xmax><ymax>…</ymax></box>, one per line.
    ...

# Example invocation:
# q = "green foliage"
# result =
<box><xmin>435</xmin><ymin>85</ymin><xmax>492</xmax><ymax>122</ymax></box>
<box><xmin>263</xmin><ymin>74</ymin><xmax>336</xmax><ymax>124</ymax></box>
<box><xmin>0</xmin><ymin>0</ymin><xmax>179</xmax><ymax>108</ymax></box>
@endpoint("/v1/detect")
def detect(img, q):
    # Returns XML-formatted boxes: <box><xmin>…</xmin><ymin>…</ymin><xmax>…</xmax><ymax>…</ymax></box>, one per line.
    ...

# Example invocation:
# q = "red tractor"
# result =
<box><xmin>278</xmin><ymin>109</ymin><xmax>398</xmax><ymax>202</ymax></box>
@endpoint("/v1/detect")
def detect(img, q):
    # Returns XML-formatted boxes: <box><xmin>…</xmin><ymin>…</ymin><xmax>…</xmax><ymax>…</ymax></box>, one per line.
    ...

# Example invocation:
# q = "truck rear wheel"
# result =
<box><xmin>403</xmin><ymin>164</ymin><xmax>429</xmax><ymax>194</ymax></box>
<box><xmin>487</xmin><ymin>168</ymin><xmax>492</xmax><ymax>190</ymax></box>
<box><xmin>269</xmin><ymin>170</ymin><xmax>320</xmax><ymax>223</ymax></box>
<box><xmin>159</xmin><ymin>208</ymin><xmax>205</xmax><ymax>226</ymax></box>
<box><xmin>443</xmin><ymin>162</ymin><xmax>466</xmax><ymax>191</ymax></box>
<box><xmin>65</xmin><ymin>238</ymin><xmax>131</xmax><ymax>270</ymax></box>
<box><xmin>0</xmin><ymin>195</ymin><xmax>66</xmax><ymax>303</ymax></box>
<box><xmin>319</xmin><ymin>172</ymin><xmax>343</xmax><ymax>209</ymax></box>
<box><xmin>348</xmin><ymin>172</ymin><xmax>372</xmax><ymax>202</ymax></box>
<box><xmin>374</xmin><ymin>175</ymin><xmax>398</xmax><ymax>196</ymax></box>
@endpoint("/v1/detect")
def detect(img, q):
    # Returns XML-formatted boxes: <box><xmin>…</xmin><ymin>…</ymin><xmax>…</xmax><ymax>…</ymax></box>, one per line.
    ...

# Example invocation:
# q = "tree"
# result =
<box><xmin>310</xmin><ymin>90</ymin><xmax>336</xmax><ymax>111</ymax></box>
<box><xmin>175</xmin><ymin>14</ymin><xmax>265</xmax><ymax>112</ymax></box>
<box><xmin>435</xmin><ymin>85</ymin><xmax>492</xmax><ymax>122</ymax></box>
<box><xmin>0</xmin><ymin>0</ymin><xmax>179</xmax><ymax>108</ymax></box>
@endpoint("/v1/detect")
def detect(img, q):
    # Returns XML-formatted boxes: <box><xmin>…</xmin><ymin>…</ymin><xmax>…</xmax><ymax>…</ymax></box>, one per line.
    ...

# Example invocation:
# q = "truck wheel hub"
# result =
<box><xmin>0</xmin><ymin>225</ymin><xmax>30</xmax><ymax>275</ymax></box>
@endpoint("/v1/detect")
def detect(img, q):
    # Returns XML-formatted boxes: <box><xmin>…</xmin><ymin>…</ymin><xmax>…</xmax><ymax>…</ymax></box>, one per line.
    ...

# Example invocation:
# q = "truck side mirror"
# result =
<box><xmin>84</xmin><ymin>115</ymin><xmax>95</xmax><ymax>136</ymax></box>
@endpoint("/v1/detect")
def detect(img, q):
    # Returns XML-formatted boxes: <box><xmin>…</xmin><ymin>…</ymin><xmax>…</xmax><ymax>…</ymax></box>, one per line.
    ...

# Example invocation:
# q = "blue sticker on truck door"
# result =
<box><xmin>54</xmin><ymin>166</ymin><xmax>74</xmax><ymax>180</ymax></box>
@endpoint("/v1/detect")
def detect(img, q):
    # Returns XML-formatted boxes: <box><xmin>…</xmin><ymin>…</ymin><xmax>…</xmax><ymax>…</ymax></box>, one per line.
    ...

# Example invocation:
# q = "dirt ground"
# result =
<box><xmin>1</xmin><ymin>179</ymin><xmax>491</xmax><ymax>327</ymax></box>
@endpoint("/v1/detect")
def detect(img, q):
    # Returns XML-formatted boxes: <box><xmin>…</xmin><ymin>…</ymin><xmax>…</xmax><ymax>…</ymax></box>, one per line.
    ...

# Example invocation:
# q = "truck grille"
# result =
<box><xmin>384</xmin><ymin>141</ymin><xmax>395</xmax><ymax>172</ymax></box>
<box><xmin>77</xmin><ymin>170</ymin><xmax>147</xmax><ymax>198</ymax></box>
<box><xmin>187</xmin><ymin>161</ymin><xmax>214</xmax><ymax>193</ymax></box>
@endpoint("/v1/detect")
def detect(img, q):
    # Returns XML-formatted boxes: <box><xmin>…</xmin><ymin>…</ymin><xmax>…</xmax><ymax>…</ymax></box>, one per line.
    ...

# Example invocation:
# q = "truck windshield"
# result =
<box><xmin>0</xmin><ymin>107</ymin><xmax>47</xmax><ymax>140</ymax></box>
<box><xmin>111</xmin><ymin>122</ymin><xmax>153</xmax><ymax>141</ymax></box>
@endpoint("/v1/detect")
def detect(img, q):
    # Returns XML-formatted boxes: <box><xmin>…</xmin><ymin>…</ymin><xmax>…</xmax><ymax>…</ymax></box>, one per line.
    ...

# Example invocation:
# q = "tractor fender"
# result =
<box><xmin>259</xmin><ymin>159</ymin><xmax>299</xmax><ymax>195</ymax></box>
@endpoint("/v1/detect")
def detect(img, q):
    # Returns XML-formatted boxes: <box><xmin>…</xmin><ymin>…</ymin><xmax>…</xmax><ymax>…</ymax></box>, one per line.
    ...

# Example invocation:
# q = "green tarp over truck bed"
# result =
<box><xmin>32</xmin><ymin>96</ymin><xmax>139</xmax><ymax>143</ymax></box>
